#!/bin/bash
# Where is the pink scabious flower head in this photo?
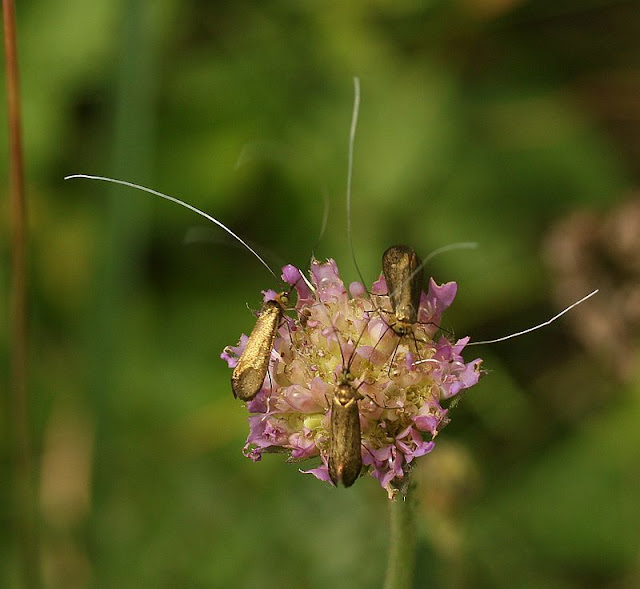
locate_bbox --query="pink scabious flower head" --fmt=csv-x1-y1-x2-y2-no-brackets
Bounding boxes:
222,258,483,498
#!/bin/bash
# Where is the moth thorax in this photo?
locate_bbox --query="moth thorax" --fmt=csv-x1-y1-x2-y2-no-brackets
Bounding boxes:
335,383,362,406
395,303,417,325
275,292,289,308
393,320,413,337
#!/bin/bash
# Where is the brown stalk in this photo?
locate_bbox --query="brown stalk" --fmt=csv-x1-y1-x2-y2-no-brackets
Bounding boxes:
3,0,40,586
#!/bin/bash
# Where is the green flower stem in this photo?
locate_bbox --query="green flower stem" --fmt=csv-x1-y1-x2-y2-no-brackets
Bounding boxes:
384,486,417,589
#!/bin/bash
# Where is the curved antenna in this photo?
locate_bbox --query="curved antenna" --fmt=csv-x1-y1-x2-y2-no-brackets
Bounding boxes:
423,242,478,265
317,188,330,247
346,77,366,286
310,187,331,259
467,289,599,346
65,174,279,282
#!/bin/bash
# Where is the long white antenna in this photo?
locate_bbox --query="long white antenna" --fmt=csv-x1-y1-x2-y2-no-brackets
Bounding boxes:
467,289,599,346
423,242,478,265
65,174,279,281
346,77,365,285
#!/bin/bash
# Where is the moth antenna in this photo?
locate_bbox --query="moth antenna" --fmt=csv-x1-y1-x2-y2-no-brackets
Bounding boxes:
317,188,331,248
467,289,599,346
423,242,478,265
310,188,331,259
298,268,317,294
64,174,279,282
346,76,366,287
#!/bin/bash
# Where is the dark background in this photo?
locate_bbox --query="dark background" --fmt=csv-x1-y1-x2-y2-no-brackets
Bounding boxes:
2,1,640,587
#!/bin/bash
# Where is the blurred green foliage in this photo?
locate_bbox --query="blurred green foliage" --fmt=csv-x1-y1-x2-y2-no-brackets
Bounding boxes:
2,0,640,587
